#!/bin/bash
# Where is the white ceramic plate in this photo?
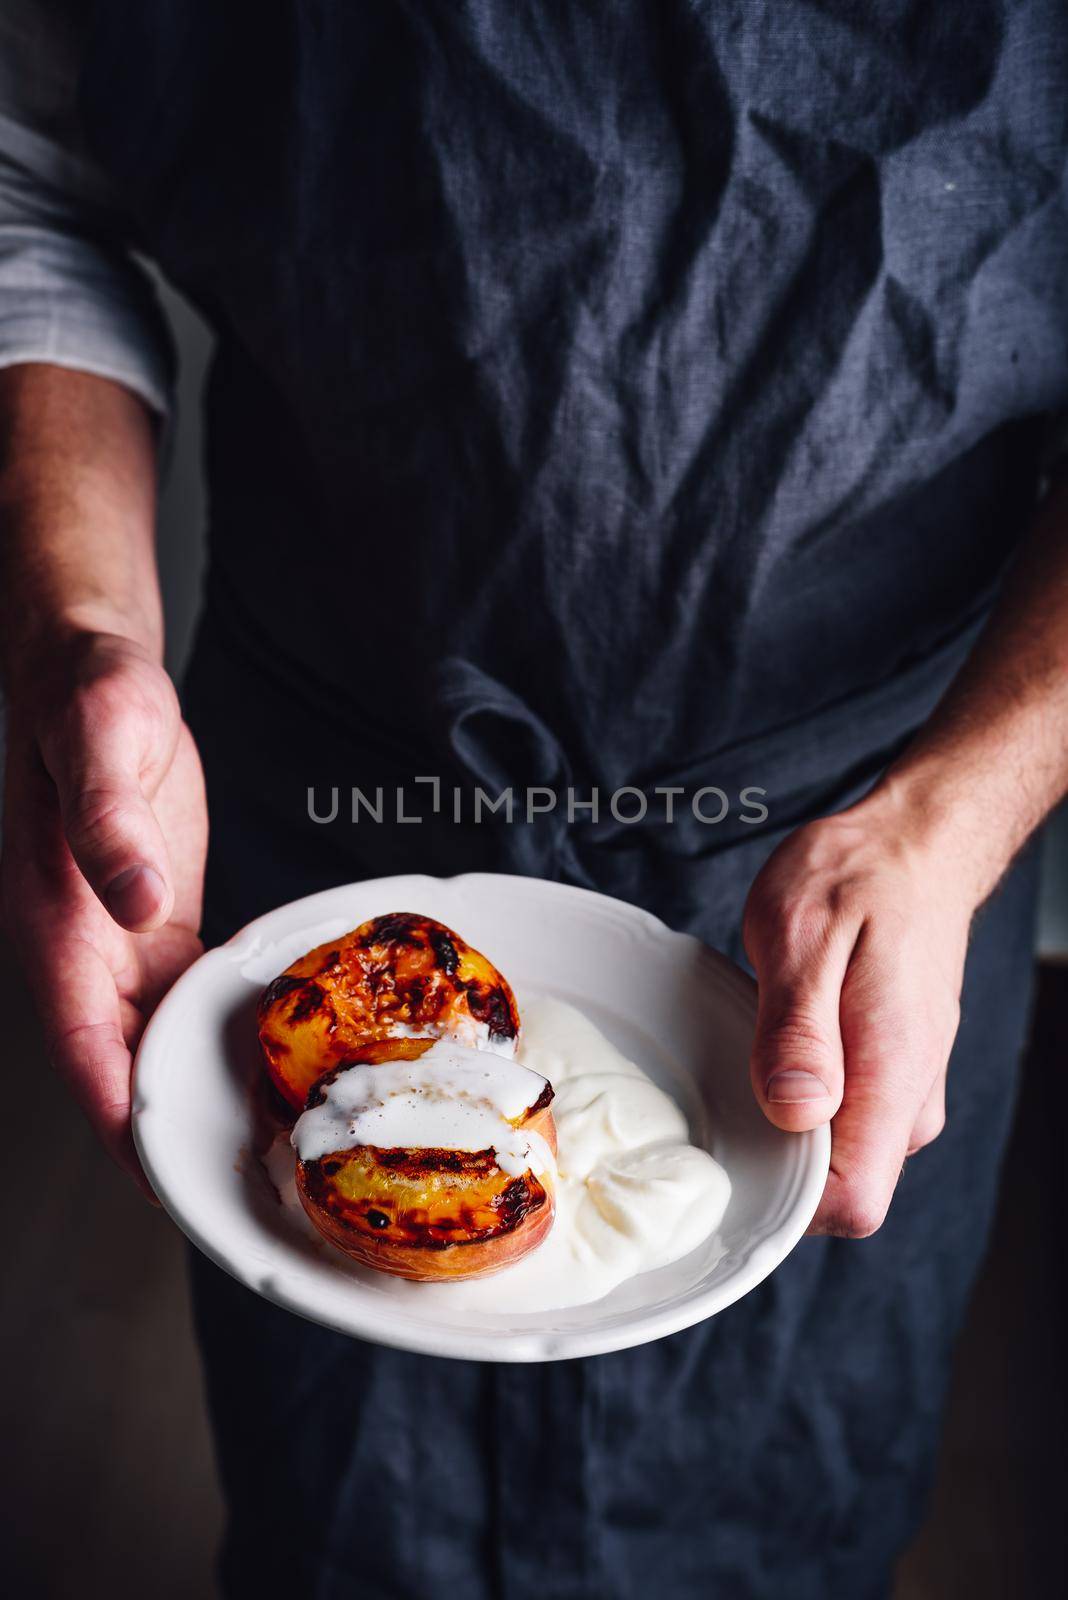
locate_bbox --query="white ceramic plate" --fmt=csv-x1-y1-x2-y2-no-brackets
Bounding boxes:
133,873,829,1362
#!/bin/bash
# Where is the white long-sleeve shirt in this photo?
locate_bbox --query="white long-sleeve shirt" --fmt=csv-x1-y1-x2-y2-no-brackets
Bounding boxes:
0,0,173,414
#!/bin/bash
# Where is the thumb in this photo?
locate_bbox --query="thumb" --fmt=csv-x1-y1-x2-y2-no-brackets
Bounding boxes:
41,703,175,932
747,916,853,1132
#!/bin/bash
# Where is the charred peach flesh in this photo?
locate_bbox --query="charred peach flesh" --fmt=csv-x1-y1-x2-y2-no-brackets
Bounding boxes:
257,911,521,1111
295,1088,557,1281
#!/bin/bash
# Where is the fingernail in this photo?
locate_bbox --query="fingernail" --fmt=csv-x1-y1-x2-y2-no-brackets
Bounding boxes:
766,1069,830,1103
106,865,165,925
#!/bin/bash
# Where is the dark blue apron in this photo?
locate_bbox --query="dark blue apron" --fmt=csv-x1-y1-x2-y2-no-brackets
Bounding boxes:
79,4,1063,1594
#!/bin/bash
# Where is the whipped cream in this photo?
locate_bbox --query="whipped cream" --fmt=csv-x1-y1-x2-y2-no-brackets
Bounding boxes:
384,1016,516,1056
291,1041,553,1177
440,995,731,1308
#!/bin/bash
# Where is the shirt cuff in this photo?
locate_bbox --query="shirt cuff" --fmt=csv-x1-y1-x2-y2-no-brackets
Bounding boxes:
0,220,175,416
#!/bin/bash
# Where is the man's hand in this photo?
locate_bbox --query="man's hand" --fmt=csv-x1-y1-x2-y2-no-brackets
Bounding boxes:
0,365,205,1194
743,792,975,1237
741,460,1068,1238
1,630,207,1192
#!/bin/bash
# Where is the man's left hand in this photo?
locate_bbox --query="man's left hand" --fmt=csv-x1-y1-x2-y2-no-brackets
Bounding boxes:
743,789,980,1237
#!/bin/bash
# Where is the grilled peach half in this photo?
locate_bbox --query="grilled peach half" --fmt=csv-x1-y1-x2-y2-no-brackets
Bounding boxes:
258,911,521,1111
294,1047,557,1281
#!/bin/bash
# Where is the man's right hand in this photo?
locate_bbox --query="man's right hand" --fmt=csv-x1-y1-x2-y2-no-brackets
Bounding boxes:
1,629,208,1192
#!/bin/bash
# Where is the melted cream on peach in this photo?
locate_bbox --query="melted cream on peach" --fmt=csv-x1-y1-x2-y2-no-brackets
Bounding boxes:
291,1042,553,1177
